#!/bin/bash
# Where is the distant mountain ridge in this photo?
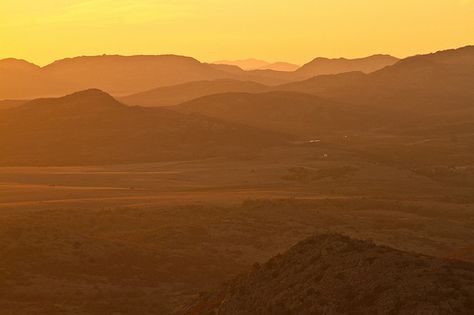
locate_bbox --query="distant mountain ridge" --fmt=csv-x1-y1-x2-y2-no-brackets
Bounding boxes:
165,46,474,139
214,58,272,70
0,58,41,71
214,59,300,71
277,45,474,129
295,54,399,77
0,55,230,99
0,52,399,100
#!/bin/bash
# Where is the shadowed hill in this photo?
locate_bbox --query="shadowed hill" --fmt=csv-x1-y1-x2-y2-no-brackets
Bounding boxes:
121,79,269,107
185,233,474,315
278,71,367,96
0,89,286,166
355,46,474,110
282,46,474,109
172,91,359,136
116,54,401,111
277,46,474,135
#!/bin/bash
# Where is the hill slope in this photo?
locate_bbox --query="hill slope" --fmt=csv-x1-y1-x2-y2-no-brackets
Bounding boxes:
172,91,358,136
0,55,234,99
282,46,474,110
121,79,269,107
278,46,474,135
258,62,300,72
214,59,272,70
185,234,474,315
295,54,398,79
0,89,285,165
214,59,299,72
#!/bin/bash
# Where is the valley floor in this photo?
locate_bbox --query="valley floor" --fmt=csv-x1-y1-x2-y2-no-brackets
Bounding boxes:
1,145,473,314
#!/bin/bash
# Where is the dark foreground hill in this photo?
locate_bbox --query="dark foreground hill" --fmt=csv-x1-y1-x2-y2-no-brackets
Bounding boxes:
0,89,285,166
185,234,474,315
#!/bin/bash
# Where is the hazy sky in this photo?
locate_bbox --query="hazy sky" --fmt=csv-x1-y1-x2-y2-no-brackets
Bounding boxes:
1,0,473,66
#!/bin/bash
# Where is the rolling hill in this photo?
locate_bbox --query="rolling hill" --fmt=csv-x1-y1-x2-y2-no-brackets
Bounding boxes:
172,91,359,137
0,53,401,100
281,46,474,109
0,89,286,166
294,54,399,79
214,58,273,70
185,233,474,315
0,55,296,100
214,59,300,71
121,79,269,107
276,46,474,135
0,55,235,99
259,62,300,72
120,53,399,111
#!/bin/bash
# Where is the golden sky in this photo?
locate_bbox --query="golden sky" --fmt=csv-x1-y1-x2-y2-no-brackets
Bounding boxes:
1,0,473,66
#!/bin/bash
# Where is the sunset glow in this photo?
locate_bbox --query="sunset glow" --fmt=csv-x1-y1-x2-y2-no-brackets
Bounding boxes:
1,0,473,65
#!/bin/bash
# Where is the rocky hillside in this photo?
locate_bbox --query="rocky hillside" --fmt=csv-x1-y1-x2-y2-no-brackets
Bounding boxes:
184,234,474,315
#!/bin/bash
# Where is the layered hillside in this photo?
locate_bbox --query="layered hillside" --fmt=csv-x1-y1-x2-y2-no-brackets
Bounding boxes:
0,55,230,99
294,54,399,78
277,46,474,135
214,59,299,71
121,79,269,107
0,89,286,165
281,46,474,110
185,234,474,315
173,91,359,136
0,53,400,100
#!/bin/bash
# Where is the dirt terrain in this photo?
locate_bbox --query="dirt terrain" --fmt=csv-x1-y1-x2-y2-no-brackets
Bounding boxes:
185,234,474,315
1,144,473,314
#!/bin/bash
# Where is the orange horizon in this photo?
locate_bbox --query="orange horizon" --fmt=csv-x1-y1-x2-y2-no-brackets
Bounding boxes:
1,0,473,66
3,44,474,69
